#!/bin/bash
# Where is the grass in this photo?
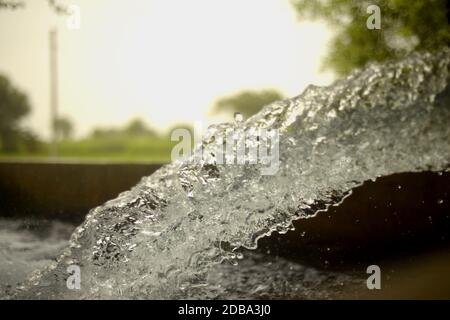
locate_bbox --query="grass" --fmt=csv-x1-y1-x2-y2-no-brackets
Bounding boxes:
0,136,175,163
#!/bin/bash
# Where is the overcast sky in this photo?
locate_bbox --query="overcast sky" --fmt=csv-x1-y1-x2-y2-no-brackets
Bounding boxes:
0,0,333,139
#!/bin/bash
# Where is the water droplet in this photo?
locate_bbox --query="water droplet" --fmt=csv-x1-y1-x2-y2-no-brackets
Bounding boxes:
141,230,161,237
234,112,243,123
229,259,238,266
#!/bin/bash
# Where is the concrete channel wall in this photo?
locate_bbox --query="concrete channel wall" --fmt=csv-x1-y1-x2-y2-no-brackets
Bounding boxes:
0,161,163,223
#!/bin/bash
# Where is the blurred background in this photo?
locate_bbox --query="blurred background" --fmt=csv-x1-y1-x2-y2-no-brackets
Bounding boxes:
3,0,333,163
0,0,446,163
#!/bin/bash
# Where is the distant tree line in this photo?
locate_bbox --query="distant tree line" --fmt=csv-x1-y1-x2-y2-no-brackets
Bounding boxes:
0,0,68,14
91,119,158,139
212,89,284,118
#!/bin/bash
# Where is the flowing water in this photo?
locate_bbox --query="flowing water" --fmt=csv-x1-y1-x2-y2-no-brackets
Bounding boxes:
12,50,450,299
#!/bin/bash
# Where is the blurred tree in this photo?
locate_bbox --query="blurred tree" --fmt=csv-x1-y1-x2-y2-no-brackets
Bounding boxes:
0,0,68,13
17,129,41,152
53,116,73,141
291,0,450,75
0,0,23,9
90,118,157,139
212,89,284,118
91,128,120,139
0,74,32,152
124,118,157,137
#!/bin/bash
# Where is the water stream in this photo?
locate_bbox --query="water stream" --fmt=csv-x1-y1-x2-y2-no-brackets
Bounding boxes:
14,49,450,299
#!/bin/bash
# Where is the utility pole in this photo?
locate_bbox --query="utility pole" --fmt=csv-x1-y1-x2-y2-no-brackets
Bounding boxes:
49,28,59,158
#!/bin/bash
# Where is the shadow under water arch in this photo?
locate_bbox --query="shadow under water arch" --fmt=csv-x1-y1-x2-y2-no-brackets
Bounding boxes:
255,171,450,299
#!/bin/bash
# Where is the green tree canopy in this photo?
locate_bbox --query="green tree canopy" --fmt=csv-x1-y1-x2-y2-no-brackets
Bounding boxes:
0,74,32,152
291,0,450,75
124,118,157,137
212,89,284,118
53,116,74,141
91,118,157,139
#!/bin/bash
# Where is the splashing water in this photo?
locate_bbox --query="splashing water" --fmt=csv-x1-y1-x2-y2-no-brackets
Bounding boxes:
16,50,450,299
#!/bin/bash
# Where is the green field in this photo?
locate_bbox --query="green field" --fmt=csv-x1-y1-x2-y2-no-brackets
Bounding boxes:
0,136,175,163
